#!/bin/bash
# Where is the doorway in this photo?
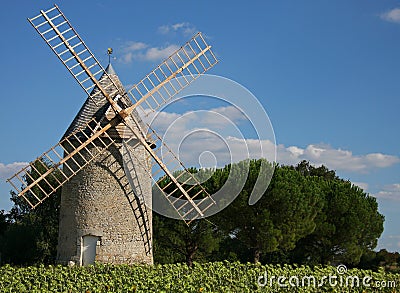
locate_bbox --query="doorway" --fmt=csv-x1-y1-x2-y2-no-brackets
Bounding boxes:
81,235,99,265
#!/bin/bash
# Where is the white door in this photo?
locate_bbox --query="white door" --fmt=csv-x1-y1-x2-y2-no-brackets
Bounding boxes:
82,235,99,265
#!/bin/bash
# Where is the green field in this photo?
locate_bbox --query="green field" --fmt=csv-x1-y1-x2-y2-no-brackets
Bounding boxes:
0,261,399,292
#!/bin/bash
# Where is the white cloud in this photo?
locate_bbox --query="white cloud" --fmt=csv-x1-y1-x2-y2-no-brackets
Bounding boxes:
0,162,28,180
207,106,247,123
122,52,133,64
387,235,400,249
120,22,196,64
379,235,400,250
381,8,400,23
287,146,304,158
353,182,369,191
378,234,400,251
144,110,182,132
141,45,180,61
158,22,197,36
365,153,398,168
120,42,180,64
139,109,400,174
373,184,400,201
124,41,148,51
141,108,275,166
142,106,247,130
277,144,400,173
121,41,149,63
158,25,170,35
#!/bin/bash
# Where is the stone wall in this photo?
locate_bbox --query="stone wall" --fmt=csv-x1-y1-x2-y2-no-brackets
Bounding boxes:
57,140,153,265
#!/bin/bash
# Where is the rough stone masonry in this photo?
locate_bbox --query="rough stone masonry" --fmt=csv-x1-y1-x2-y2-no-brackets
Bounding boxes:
56,64,153,265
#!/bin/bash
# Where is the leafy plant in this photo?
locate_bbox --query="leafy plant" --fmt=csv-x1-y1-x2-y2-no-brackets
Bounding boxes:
0,262,399,292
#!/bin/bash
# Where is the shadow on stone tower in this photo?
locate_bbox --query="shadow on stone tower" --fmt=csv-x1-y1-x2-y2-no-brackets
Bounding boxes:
56,64,153,266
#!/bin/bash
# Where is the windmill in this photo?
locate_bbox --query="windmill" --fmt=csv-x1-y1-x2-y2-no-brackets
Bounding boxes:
7,5,218,266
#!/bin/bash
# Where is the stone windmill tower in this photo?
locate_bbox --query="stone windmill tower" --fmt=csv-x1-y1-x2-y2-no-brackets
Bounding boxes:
57,63,153,265
7,5,218,266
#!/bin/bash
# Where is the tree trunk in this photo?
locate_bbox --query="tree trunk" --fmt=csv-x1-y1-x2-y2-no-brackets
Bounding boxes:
254,249,261,263
186,253,193,267
185,244,198,267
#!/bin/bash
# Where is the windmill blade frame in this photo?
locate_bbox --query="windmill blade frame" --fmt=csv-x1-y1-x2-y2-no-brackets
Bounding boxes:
123,112,217,223
28,4,122,111
7,115,120,208
9,5,218,222
122,126,216,224
123,32,218,117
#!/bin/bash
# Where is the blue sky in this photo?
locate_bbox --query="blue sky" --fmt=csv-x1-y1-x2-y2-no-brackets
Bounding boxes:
0,1,399,251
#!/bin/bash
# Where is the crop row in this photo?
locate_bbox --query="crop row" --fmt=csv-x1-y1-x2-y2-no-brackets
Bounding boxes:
0,261,399,292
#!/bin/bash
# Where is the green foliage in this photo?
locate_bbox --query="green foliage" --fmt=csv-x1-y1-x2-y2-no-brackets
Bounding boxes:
154,159,385,267
360,249,400,273
153,216,221,266
214,160,324,263
2,158,385,269
289,161,384,265
0,262,399,292
0,210,8,235
0,159,61,265
153,167,224,266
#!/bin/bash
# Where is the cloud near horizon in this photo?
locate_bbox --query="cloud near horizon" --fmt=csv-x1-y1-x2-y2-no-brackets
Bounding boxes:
379,234,400,250
373,184,400,201
141,108,400,174
277,143,400,173
0,162,28,181
353,182,369,191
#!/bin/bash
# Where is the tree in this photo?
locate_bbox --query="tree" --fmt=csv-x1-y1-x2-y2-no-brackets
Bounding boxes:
0,210,8,236
153,215,221,266
153,159,384,266
216,160,323,263
153,167,223,267
0,159,61,265
289,161,384,265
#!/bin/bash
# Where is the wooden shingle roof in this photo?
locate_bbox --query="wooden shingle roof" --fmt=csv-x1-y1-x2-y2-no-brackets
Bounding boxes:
62,64,142,140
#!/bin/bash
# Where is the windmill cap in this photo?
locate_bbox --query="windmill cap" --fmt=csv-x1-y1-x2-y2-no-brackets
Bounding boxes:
105,63,117,75
61,63,122,139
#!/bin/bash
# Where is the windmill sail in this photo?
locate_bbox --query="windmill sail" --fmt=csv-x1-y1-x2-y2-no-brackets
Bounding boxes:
122,120,217,223
7,116,119,208
28,5,122,109
125,32,218,116
9,5,218,223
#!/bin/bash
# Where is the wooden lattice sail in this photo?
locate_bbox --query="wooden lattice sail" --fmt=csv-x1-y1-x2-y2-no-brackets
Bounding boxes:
8,4,218,226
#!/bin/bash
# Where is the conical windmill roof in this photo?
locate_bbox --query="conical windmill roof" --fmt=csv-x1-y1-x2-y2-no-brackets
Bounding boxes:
62,64,136,139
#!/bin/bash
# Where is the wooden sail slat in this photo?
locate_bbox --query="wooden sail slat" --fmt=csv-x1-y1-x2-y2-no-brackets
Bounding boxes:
12,4,219,223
